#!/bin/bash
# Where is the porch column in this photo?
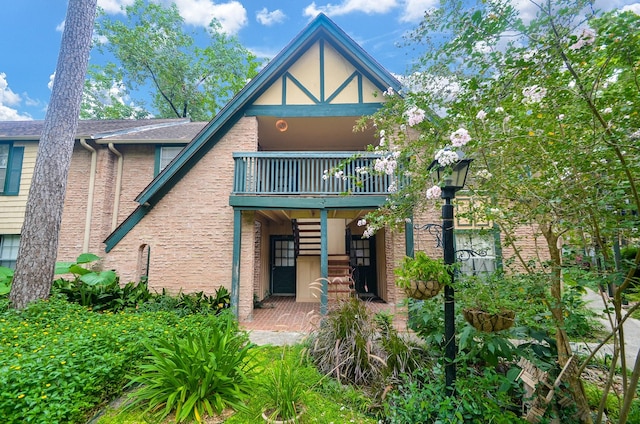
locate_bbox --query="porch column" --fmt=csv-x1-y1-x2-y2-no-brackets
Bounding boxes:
231,208,242,318
320,209,328,315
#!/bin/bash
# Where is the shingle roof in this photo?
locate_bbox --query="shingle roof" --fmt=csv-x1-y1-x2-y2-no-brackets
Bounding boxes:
0,118,201,141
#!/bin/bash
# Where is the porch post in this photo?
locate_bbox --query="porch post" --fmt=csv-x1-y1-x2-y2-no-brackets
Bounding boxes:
320,209,328,315
231,208,242,318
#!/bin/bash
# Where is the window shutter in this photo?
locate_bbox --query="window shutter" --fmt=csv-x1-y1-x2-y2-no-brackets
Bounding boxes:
5,146,24,195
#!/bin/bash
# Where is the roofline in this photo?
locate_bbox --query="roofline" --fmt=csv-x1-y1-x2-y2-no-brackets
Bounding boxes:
105,13,403,252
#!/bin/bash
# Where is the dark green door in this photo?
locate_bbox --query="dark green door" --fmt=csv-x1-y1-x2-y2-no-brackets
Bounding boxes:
270,236,296,295
350,236,377,297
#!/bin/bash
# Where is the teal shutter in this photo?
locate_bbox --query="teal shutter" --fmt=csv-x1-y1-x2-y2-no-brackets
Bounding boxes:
5,146,24,195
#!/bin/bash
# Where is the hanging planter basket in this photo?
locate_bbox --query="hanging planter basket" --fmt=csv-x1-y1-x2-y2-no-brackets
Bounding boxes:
463,308,515,332
404,279,443,300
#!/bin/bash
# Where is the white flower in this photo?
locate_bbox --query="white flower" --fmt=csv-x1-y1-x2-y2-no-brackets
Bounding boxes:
435,149,459,166
449,128,471,147
406,106,426,126
557,114,565,120
495,107,504,113
522,85,547,104
477,169,492,179
426,185,442,199
357,219,367,227
602,107,612,114
476,110,487,120
383,87,395,97
322,170,329,180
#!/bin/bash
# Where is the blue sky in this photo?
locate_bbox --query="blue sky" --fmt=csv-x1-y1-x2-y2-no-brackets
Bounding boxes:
1,0,638,121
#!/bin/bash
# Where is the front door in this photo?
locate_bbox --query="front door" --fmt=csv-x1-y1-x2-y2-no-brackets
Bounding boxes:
270,236,296,295
350,236,377,297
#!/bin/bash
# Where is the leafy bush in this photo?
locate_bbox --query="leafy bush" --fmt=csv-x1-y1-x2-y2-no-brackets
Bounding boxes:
0,295,225,423
384,366,525,424
125,311,259,423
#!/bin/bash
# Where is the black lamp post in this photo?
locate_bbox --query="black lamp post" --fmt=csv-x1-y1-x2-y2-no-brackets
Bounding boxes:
428,157,473,396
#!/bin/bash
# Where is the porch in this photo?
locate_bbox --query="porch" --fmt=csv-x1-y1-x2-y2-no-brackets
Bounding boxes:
240,296,408,333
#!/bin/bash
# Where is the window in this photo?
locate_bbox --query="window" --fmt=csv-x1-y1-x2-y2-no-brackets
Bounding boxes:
0,143,24,195
0,235,20,268
154,145,184,175
455,231,498,275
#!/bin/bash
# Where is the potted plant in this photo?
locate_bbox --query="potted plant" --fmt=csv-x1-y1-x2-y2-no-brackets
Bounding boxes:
458,274,516,332
395,251,451,300
261,352,307,423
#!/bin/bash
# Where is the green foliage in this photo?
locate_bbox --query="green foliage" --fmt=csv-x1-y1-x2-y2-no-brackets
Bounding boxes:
90,0,260,120
384,366,525,423
308,297,387,387
0,295,219,423
457,272,519,315
175,287,231,315
125,312,259,423
308,297,430,418
262,347,309,422
394,251,451,288
0,265,13,296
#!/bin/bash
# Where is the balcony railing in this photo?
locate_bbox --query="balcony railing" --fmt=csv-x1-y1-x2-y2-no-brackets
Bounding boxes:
232,152,396,195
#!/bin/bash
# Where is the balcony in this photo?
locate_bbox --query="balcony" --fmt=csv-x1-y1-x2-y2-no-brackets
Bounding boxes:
232,152,396,196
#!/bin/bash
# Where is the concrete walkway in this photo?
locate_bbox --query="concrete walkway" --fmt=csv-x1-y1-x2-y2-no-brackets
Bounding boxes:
573,288,640,369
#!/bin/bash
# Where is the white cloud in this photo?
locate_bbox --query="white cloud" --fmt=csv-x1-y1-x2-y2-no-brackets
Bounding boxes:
256,8,286,26
56,20,65,32
0,73,32,121
399,0,438,23
98,0,135,14
621,2,640,13
171,0,248,34
303,0,398,18
48,73,56,91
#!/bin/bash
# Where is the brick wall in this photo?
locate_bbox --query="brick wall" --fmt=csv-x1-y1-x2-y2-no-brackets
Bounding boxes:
102,117,259,297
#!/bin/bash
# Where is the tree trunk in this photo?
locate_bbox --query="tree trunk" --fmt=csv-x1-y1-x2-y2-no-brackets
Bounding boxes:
9,0,97,309
540,223,593,424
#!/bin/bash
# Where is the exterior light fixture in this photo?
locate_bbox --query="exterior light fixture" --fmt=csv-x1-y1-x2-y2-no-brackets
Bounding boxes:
427,156,473,396
275,119,288,132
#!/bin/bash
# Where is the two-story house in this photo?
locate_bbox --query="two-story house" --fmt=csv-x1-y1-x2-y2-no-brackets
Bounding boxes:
1,14,529,323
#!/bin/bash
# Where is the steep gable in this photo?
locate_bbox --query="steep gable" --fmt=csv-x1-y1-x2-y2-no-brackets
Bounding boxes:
104,13,401,252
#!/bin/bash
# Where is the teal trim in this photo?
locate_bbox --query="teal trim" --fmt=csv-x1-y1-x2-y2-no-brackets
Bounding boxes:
405,220,414,258
153,146,161,176
244,103,383,117
320,209,328,315
104,206,150,252
229,195,388,209
231,209,242,318
107,13,402,251
326,71,359,104
285,72,320,104
319,39,325,102
5,145,23,195
358,73,363,103
281,75,287,105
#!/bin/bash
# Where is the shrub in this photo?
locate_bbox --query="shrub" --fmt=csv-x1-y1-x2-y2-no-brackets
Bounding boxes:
384,366,525,424
0,295,225,423
307,297,387,386
125,311,259,423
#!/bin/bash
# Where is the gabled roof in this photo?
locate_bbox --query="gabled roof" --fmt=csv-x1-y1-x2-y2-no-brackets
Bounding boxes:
104,13,402,252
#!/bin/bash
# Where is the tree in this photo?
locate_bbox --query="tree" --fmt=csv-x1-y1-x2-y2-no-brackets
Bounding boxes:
86,0,259,121
9,0,98,309
346,1,639,421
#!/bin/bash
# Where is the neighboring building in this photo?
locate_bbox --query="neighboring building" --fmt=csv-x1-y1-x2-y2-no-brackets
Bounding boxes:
0,14,528,322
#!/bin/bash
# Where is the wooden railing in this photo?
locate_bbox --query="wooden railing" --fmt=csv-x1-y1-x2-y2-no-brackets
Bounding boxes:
232,152,396,195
